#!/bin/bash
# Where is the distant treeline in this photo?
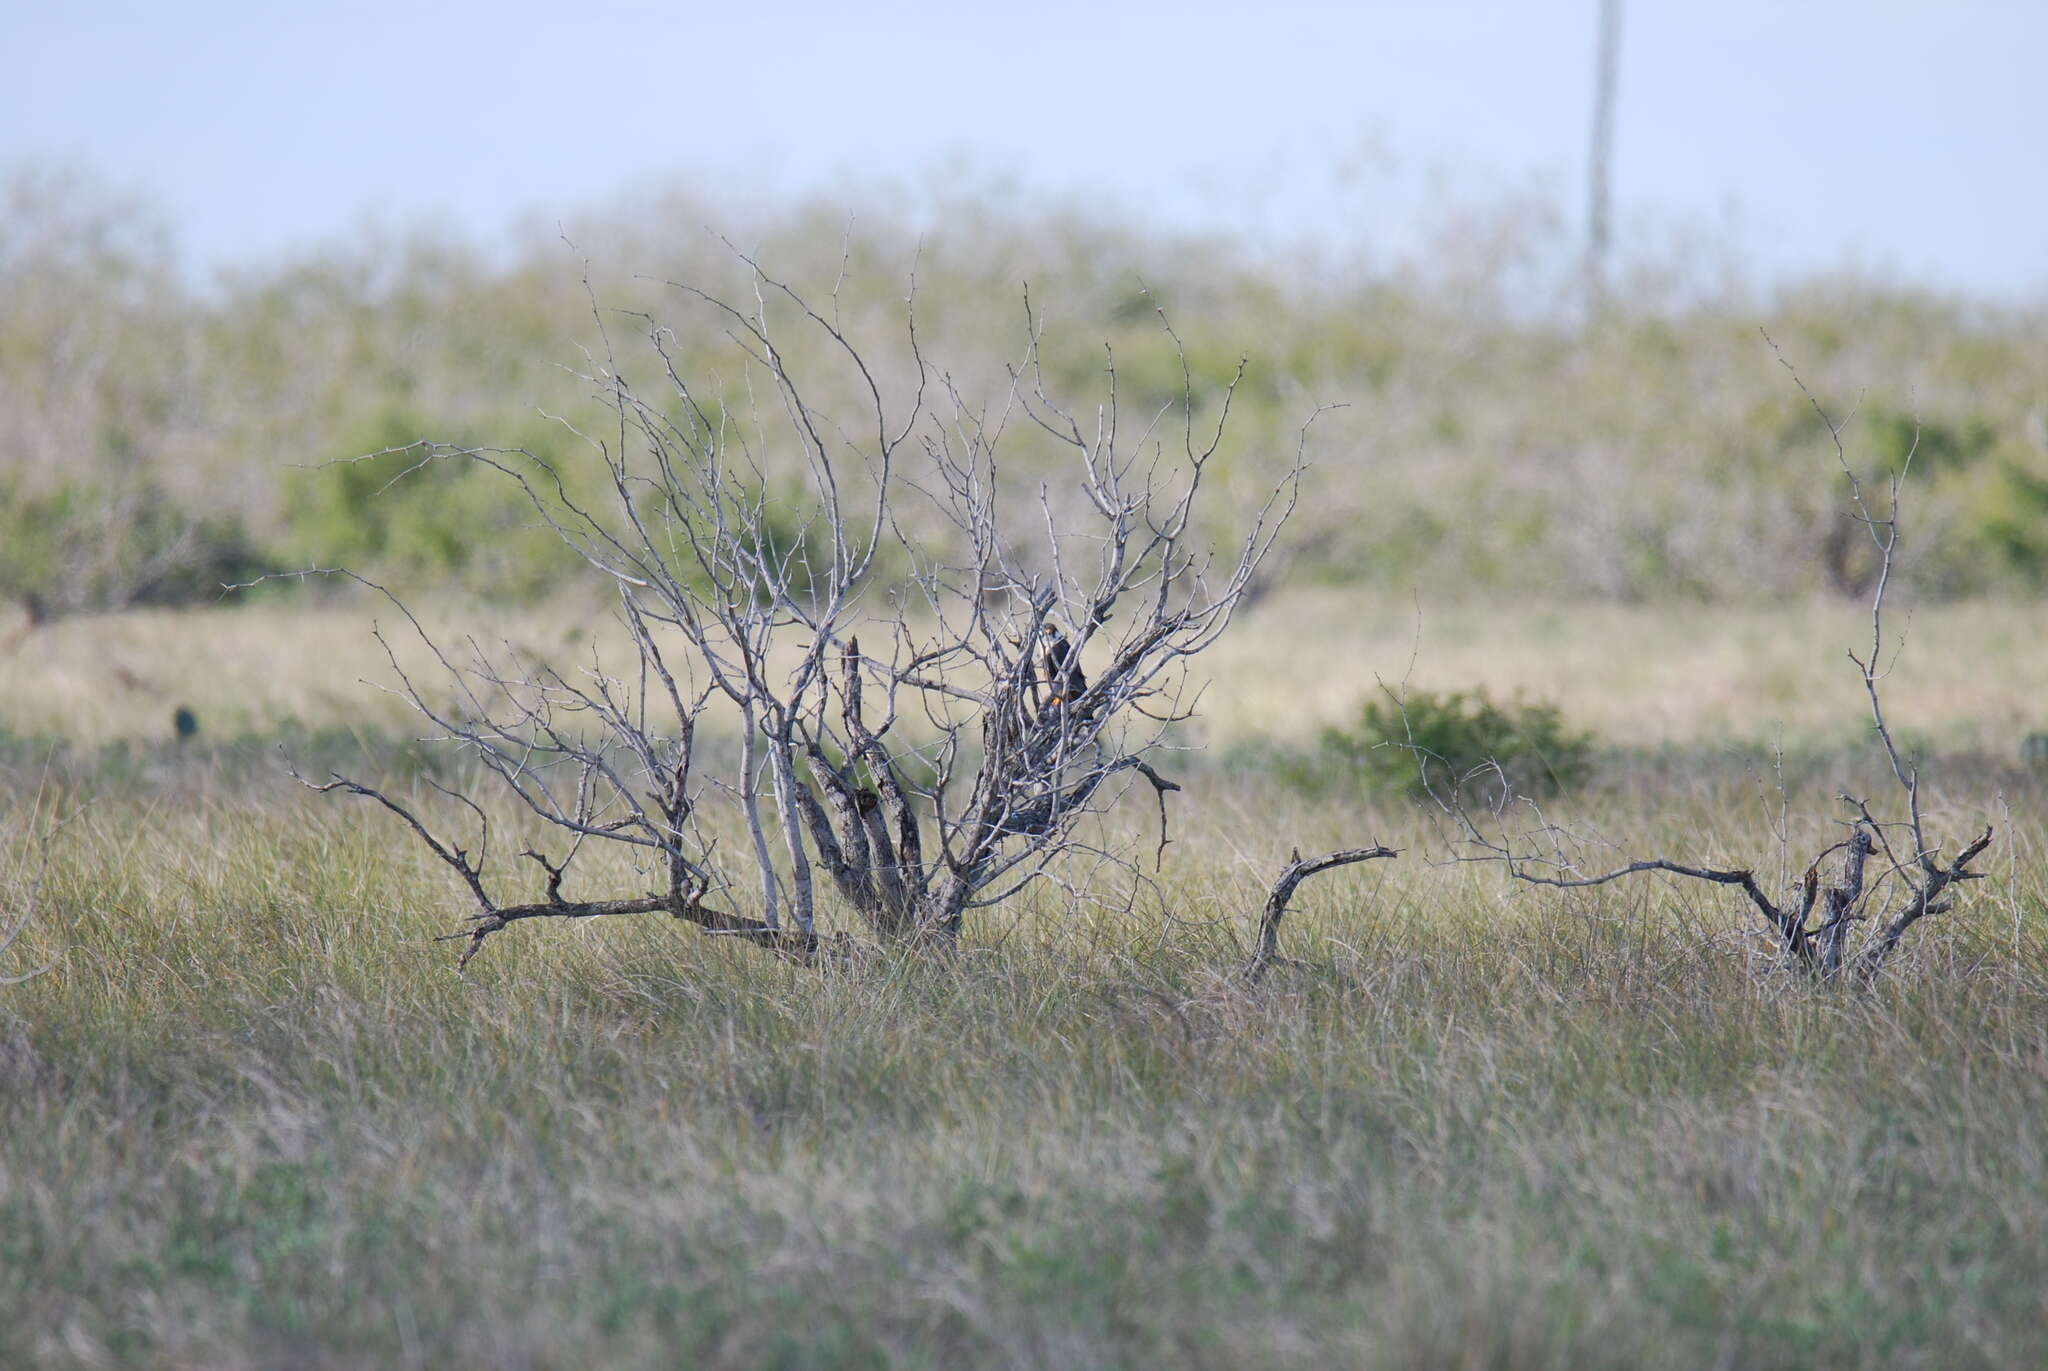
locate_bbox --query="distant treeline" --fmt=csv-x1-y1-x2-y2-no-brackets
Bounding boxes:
5,162,2047,617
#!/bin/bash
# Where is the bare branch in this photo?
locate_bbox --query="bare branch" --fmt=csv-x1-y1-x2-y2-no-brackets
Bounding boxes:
1411,337,1993,984
1244,845,1399,981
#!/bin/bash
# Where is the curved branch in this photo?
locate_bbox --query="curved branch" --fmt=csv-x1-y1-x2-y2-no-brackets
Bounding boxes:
1244,845,1399,980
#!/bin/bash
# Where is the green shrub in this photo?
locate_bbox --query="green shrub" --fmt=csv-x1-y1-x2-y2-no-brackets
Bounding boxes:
282,410,579,601
1865,407,1995,475
1318,687,1595,800
285,412,909,607
1975,458,2048,582
0,474,267,621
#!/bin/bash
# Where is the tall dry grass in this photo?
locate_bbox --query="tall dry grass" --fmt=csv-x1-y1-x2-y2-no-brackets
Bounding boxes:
2,598,2045,1368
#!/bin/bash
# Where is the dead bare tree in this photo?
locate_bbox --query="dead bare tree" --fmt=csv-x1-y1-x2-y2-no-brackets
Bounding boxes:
298,250,1380,965
1408,337,1991,983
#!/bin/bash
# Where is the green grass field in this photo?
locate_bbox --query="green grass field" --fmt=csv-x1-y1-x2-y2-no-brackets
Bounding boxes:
4,595,2044,1368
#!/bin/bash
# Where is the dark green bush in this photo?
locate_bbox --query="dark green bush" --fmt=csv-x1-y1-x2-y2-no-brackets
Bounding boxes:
1317,687,1596,800
282,410,579,600
1975,458,2048,582
0,475,266,621
1865,407,1995,475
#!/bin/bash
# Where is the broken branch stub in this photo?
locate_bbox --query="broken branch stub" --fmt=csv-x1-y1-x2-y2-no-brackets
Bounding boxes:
1243,845,1399,981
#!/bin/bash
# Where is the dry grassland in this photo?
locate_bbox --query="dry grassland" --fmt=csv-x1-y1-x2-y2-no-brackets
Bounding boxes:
2,595,2045,1369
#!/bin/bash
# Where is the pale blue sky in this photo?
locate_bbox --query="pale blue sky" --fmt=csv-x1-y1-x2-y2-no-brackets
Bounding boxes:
5,1,2043,298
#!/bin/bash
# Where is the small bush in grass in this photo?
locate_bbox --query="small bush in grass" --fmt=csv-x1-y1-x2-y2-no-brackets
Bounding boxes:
1322,688,1595,800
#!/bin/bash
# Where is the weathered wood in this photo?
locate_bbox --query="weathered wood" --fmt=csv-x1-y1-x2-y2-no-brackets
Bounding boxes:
1244,846,1399,980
